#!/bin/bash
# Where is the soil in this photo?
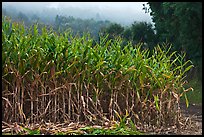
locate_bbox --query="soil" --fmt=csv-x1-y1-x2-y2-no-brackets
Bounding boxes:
146,102,202,135
178,102,202,135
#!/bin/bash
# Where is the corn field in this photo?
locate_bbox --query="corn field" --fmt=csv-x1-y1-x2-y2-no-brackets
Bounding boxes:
2,17,194,131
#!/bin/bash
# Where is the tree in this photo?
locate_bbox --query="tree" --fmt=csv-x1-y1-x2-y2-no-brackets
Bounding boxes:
103,23,124,39
54,15,111,41
147,2,202,61
130,22,156,49
123,27,132,41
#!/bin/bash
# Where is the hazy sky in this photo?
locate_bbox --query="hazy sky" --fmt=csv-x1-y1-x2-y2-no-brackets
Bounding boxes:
3,2,152,26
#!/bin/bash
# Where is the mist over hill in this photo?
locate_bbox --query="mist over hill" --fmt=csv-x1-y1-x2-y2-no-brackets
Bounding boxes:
2,2,153,26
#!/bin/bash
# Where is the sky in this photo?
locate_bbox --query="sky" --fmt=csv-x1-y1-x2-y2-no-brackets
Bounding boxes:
2,2,153,26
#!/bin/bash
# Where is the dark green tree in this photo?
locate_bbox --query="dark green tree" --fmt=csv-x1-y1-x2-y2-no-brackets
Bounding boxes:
131,21,156,49
54,15,111,41
123,27,132,41
147,2,202,61
103,23,124,39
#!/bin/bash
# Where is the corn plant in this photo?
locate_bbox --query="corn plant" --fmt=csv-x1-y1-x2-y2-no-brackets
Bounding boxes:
2,16,194,132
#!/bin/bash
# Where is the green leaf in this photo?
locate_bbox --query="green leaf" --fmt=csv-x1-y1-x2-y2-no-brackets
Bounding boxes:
184,93,189,108
22,127,40,135
154,95,160,111
129,118,136,131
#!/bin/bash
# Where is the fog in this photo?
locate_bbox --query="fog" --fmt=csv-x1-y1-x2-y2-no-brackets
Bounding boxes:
2,2,152,26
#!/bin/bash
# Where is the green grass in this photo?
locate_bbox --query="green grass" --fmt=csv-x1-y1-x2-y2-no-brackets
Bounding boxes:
181,77,202,105
181,61,202,106
81,126,144,135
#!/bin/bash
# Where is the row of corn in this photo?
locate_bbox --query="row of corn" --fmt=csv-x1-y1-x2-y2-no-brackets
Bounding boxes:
2,16,194,131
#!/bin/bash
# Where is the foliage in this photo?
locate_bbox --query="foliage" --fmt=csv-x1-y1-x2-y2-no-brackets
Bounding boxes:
130,21,157,49
147,2,202,62
81,124,143,135
102,21,157,50
2,16,193,132
181,77,202,105
21,127,41,135
54,15,111,41
144,3,202,105
102,23,124,39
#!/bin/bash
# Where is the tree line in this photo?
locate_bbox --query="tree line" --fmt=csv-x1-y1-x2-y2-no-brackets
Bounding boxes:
146,2,202,64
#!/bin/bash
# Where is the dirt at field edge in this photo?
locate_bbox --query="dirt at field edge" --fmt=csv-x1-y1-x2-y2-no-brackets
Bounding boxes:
179,102,202,135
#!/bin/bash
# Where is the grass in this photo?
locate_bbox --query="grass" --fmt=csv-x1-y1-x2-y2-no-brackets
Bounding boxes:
181,60,202,105
181,77,202,105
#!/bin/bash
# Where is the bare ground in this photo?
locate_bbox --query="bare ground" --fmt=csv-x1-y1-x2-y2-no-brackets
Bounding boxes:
178,102,202,135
